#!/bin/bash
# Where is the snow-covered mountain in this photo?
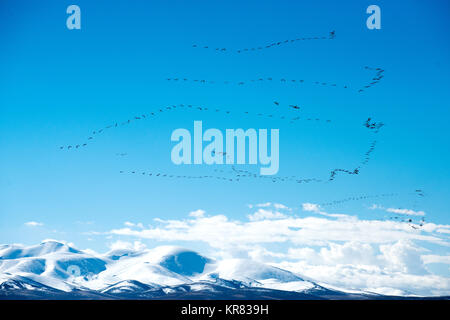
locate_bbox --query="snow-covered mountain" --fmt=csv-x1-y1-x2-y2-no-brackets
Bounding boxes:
0,240,407,299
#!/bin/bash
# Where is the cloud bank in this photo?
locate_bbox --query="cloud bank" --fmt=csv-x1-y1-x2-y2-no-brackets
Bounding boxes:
90,203,450,296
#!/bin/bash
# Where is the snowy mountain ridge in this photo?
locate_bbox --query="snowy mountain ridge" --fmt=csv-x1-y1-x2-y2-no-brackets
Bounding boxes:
0,240,419,299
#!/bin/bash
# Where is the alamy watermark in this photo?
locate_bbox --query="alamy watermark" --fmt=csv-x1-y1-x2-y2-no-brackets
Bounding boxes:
65,5,380,31
366,5,381,30
67,265,81,277
171,121,279,175
66,5,81,30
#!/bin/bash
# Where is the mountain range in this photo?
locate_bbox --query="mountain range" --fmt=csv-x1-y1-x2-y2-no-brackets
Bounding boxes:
0,240,445,300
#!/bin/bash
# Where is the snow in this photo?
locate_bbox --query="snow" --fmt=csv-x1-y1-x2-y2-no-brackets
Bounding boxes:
257,279,315,292
0,240,80,260
0,241,375,297
208,258,305,283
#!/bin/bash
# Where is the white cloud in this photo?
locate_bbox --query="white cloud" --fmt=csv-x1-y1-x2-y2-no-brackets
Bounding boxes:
189,209,206,218
272,240,449,296
386,208,426,216
422,255,450,265
108,210,448,250
255,202,272,208
369,204,426,217
274,259,450,296
287,241,418,269
124,221,144,228
320,242,378,266
379,240,427,274
108,240,147,251
100,206,450,296
24,221,44,227
302,203,320,213
302,203,351,218
248,202,292,211
274,203,290,210
247,246,287,261
247,209,286,221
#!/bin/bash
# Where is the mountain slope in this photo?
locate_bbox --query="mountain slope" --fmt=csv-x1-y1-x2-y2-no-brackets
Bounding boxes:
0,241,424,300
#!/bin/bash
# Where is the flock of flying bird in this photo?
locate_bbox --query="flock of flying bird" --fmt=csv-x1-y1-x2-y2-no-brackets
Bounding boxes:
118,167,426,229
119,170,241,182
60,104,384,186
227,166,321,184
321,190,423,207
119,167,321,184
57,29,426,230
321,192,399,207
320,189,427,229
118,115,382,186
358,66,385,93
59,102,332,151
192,31,336,54
328,117,383,181
59,32,386,187
114,114,382,186
166,76,351,90
166,65,384,94
119,167,322,184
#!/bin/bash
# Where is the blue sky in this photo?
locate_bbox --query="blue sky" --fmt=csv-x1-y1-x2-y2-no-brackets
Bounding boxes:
1,0,450,286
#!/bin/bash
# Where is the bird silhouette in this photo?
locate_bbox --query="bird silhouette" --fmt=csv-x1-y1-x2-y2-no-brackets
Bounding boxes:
191,31,336,54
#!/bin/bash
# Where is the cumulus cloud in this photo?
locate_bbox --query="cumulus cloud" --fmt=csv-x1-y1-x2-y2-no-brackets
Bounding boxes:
247,209,286,221
369,204,426,216
248,202,292,211
285,240,431,275
386,208,426,216
379,240,427,274
99,206,450,296
189,209,206,218
272,203,291,210
422,255,450,265
248,202,271,208
274,259,450,296
302,202,351,218
124,221,144,228
24,221,44,227
272,241,448,296
108,209,449,249
288,241,378,266
302,203,320,213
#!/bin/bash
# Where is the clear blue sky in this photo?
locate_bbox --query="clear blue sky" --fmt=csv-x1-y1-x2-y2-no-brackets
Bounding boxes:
0,0,449,254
